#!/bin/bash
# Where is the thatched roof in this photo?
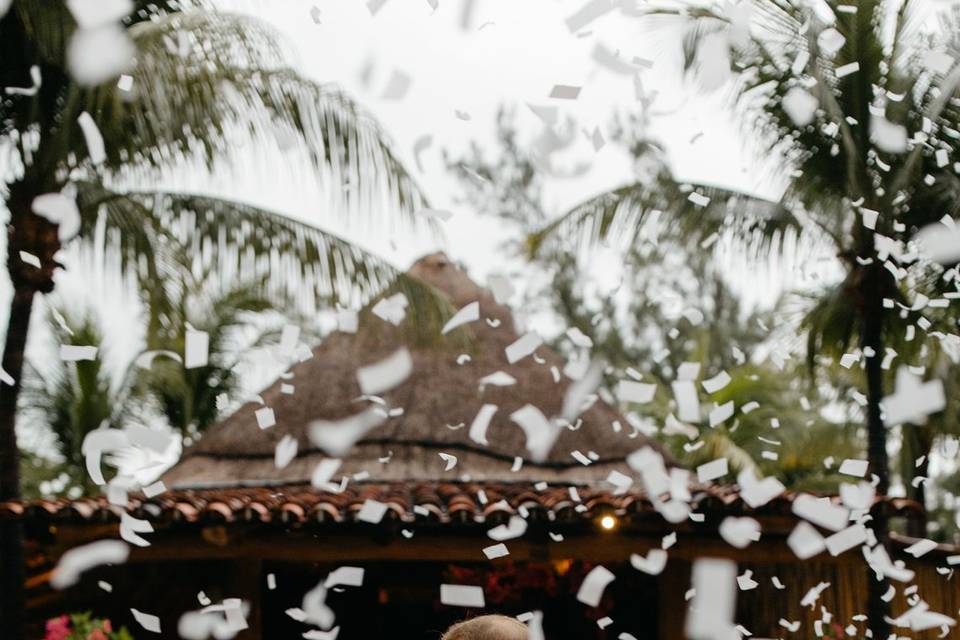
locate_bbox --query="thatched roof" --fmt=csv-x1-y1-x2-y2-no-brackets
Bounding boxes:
163,253,671,489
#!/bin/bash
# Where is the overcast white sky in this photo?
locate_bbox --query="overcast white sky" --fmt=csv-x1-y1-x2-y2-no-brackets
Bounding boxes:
13,0,839,437
221,0,778,275
30,1,776,365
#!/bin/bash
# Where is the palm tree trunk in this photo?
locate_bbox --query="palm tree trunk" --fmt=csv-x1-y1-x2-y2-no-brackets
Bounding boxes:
862,270,890,640
905,425,932,538
1,180,60,640
0,287,36,640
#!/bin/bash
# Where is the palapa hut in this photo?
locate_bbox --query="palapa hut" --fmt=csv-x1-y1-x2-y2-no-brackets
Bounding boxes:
4,253,957,639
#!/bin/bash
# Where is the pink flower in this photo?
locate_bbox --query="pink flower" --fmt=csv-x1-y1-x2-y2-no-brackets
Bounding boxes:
102,619,112,633
86,629,107,640
44,615,71,640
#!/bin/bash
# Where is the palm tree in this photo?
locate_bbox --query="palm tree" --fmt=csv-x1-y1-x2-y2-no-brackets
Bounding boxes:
532,2,960,634
20,271,292,495
136,263,297,441
19,307,140,495
0,3,446,635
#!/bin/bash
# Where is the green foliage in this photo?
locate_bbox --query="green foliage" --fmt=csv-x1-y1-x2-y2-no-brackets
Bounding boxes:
44,611,132,640
18,308,138,492
449,108,861,491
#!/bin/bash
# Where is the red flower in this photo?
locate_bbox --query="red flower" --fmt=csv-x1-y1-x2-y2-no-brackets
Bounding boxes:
44,615,71,640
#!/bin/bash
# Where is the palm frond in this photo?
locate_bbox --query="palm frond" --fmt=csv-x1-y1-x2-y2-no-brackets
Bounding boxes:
74,184,460,342
54,11,427,220
529,176,802,263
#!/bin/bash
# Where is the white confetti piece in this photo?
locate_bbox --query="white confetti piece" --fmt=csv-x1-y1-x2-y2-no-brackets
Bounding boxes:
77,111,106,164
871,115,908,153
442,301,479,334
577,565,615,607
478,371,516,388
838,458,868,477
905,538,938,558
616,380,656,404
275,435,298,469
630,549,667,575
561,359,603,422
371,293,407,325
792,494,848,531
782,87,818,126
357,348,413,395
916,221,960,264
549,84,581,100
788,521,826,559
686,559,738,640
565,0,616,32
510,404,559,462
606,470,633,494
818,28,845,55
505,332,542,364
487,274,515,304
142,481,166,498
324,566,364,588
709,401,734,427
51,540,129,589
60,345,98,361
737,468,785,508
483,543,509,559
884,368,945,425
32,192,81,241
19,252,40,268
825,523,867,556
68,24,135,86
255,407,276,430
380,68,411,100
366,0,391,14
700,371,731,393
469,404,497,445
719,517,761,549
488,516,527,541
131,608,161,634
184,328,209,369
839,481,875,510
440,584,485,608
311,459,342,489
356,499,389,524
671,381,700,423
737,569,758,590
835,62,860,78
337,310,358,334
688,192,711,207
697,458,728,483
439,452,458,471
924,50,955,74
120,512,153,547
310,410,386,457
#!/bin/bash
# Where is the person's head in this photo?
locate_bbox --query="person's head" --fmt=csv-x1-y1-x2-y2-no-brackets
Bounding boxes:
441,614,529,640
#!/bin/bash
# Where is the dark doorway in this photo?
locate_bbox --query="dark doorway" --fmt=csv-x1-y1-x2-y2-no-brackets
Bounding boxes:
262,559,659,639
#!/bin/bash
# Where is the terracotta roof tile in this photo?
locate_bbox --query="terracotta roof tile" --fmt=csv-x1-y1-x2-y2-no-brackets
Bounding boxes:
0,482,921,529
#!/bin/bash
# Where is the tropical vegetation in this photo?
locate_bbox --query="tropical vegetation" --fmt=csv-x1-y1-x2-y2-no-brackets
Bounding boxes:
0,2,445,636
526,1,960,634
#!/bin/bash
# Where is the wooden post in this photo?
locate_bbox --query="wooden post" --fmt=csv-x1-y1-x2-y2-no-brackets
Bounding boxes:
233,558,262,639
658,559,691,640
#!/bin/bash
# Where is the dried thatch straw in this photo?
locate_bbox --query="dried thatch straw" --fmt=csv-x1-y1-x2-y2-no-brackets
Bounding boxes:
163,253,671,489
